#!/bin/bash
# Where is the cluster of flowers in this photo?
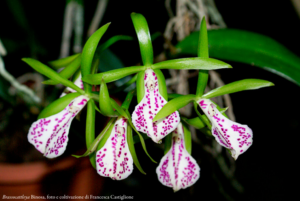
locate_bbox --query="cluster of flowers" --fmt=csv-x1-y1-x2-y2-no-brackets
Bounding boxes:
28,67,252,191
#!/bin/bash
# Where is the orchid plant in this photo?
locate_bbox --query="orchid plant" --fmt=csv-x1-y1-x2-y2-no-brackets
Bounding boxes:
24,13,273,192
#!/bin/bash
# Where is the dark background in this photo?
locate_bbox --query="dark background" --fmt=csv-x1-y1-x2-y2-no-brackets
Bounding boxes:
1,0,300,200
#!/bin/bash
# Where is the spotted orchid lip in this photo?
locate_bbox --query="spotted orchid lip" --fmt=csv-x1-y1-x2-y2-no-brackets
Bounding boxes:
96,117,133,180
28,95,89,158
132,69,180,143
198,98,253,160
156,123,200,191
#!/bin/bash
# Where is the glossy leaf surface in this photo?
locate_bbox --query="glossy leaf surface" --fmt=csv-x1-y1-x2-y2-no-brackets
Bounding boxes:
49,53,80,70
176,29,300,85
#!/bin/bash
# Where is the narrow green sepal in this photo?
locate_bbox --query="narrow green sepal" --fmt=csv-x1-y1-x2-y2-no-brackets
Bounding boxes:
153,94,196,122
154,69,168,101
127,125,146,174
100,79,118,117
97,118,117,150
202,79,274,99
38,92,81,119
182,122,192,154
22,58,85,95
152,58,232,70
86,100,96,168
82,66,146,85
73,118,115,158
131,12,153,66
49,53,80,70
164,133,172,155
43,54,82,85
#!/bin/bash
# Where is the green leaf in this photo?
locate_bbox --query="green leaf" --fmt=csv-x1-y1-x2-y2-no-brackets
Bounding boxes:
73,117,115,158
49,53,80,70
86,100,96,168
43,54,82,85
22,58,85,94
99,79,118,117
152,58,232,70
202,79,274,99
131,13,153,66
38,92,81,119
127,125,146,174
153,95,196,122
176,29,300,86
182,122,192,154
82,66,146,84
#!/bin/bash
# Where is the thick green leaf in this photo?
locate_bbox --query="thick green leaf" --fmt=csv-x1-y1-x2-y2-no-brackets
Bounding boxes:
38,92,81,119
82,66,146,84
202,79,274,99
153,95,196,122
22,58,85,94
131,13,153,66
86,100,96,168
182,122,192,154
176,29,300,86
152,58,232,70
100,79,118,117
43,54,82,85
73,118,115,158
49,53,80,70
127,125,146,174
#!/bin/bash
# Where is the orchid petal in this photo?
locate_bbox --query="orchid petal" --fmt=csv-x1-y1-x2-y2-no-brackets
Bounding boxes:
156,123,200,192
198,99,253,159
28,95,89,158
132,69,180,143
96,117,134,180
60,74,84,97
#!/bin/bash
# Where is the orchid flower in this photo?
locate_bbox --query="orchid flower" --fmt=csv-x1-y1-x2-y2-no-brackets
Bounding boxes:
28,95,89,158
96,117,134,180
198,98,253,160
156,123,200,192
132,69,180,143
